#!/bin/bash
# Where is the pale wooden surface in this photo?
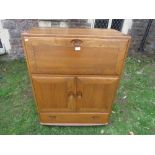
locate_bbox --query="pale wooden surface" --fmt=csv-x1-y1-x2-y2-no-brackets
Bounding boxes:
22,28,130,39
22,28,131,125
23,37,128,75
39,112,109,124
76,76,119,113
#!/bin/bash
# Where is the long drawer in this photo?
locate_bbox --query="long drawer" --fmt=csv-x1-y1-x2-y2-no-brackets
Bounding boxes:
23,37,129,75
39,112,109,125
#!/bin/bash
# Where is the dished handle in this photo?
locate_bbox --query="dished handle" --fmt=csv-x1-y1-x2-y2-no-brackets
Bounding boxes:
77,91,82,100
71,39,82,51
68,92,74,101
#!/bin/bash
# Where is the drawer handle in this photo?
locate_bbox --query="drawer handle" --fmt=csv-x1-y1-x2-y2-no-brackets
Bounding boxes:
48,116,56,119
92,116,100,120
71,39,82,51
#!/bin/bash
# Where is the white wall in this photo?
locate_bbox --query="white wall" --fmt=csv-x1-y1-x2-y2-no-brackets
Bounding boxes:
0,20,11,54
39,20,68,28
121,19,133,34
87,19,95,28
39,20,51,27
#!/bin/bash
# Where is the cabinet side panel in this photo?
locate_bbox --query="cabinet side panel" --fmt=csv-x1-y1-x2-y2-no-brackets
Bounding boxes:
22,36,41,122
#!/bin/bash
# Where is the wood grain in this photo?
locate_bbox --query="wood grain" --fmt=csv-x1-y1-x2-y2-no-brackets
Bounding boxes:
32,75,76,112
22,28,131,39
22,28,131,125
39,112,109,125
76,76,119,113
24,37,128,75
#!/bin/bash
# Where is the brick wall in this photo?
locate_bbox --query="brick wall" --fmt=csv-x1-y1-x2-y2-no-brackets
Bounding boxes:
50,19,91,28
144,20,155,54
2,19,38,58
1,19,91,59
1,19,155,59
129,19,155,54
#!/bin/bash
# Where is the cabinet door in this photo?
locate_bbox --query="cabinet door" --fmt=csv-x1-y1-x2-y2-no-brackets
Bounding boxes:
32,75,76,112
24,37,128,75
76,76,119,112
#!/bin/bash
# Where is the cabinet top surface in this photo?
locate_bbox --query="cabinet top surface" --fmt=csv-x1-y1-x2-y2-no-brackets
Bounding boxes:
22,28,130,39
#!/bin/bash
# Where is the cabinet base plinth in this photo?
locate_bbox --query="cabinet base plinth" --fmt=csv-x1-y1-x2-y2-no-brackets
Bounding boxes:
39,112,109,126
40,123,108,126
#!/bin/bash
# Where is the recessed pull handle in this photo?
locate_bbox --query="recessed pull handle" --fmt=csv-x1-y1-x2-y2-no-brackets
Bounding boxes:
77,91,82,99
71,39,82,51
68,93,74,101
48,115,56,119
68,91,76,103
67,91,76,110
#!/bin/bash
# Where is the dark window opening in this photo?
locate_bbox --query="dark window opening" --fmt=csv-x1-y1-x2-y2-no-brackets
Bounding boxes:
0,39,3,48
94,19,124,31
111,19,124,31
94,19,109,28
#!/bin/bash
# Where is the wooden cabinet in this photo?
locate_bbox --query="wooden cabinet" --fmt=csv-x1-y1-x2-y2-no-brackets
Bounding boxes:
22,28,130,125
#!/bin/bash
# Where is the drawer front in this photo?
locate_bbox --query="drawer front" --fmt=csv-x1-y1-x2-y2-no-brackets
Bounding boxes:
24,37,129,75
39,112,109,125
